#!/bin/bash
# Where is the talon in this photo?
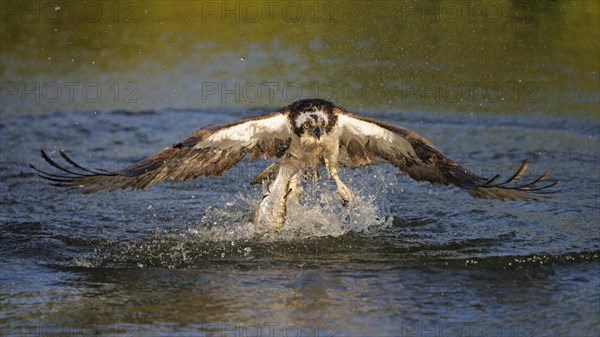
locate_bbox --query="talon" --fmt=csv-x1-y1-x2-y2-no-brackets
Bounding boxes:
336,186,355,205
261,181,271,200
287,174,303,201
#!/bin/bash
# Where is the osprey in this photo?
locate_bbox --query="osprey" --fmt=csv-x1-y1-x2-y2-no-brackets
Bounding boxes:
32,98,557,229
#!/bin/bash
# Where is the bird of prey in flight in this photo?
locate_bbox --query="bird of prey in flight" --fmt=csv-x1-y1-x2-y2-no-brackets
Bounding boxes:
32,98,557,229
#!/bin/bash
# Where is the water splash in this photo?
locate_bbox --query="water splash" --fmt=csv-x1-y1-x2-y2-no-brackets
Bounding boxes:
99,176,393,268
189,180,391,242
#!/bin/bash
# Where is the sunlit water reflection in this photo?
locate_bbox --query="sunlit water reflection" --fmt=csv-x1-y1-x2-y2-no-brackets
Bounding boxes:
1,107,598,336
1,1,599,336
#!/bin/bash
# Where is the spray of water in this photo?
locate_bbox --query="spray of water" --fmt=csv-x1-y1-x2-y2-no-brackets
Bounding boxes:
95,168,395,268
189,177,391,242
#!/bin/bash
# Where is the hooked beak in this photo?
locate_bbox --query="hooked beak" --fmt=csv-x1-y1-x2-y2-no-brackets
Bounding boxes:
313,126,321,139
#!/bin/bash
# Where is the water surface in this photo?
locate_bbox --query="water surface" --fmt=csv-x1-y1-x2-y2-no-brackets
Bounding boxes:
1,1,599,336
1,108,598,336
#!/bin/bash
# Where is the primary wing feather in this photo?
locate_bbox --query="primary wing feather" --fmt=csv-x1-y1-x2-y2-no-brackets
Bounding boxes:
33,111,291,192
335,108,557,201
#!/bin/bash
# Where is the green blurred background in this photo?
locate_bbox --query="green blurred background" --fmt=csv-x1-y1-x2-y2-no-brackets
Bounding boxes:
1,0,598,117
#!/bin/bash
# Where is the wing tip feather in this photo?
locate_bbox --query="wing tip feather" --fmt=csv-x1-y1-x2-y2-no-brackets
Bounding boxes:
32,149,119,191
464,160,558,201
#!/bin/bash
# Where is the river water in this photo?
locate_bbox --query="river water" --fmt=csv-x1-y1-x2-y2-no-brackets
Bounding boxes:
1,108,598,336
1,1,599,337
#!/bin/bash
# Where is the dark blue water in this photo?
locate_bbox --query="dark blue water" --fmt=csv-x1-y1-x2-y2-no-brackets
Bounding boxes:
1,108,598,336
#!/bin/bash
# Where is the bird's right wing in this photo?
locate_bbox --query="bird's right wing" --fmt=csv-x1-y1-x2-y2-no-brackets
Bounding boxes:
334,108,558,201
32,111,292,192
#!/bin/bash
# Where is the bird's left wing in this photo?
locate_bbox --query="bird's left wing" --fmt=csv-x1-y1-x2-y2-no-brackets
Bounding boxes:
334,108,557,201
32,111,292,192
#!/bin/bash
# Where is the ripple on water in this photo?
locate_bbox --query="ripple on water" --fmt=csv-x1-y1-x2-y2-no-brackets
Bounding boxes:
98,186,393,269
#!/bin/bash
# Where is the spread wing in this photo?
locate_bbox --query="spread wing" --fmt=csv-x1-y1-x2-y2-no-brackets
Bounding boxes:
335,108,558,201
31,111,292,192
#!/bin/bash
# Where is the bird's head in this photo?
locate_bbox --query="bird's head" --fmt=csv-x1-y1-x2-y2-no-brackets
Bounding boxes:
289,98,336,143
295,112,328,141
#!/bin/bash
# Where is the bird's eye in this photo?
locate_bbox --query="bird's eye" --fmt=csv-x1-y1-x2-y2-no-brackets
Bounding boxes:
303,122,310,129
322,120,327,128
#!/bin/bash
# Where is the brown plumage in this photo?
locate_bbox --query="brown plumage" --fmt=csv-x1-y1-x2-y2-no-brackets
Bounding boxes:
31,99,558,202
334,108,557,201
32,111,291,193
